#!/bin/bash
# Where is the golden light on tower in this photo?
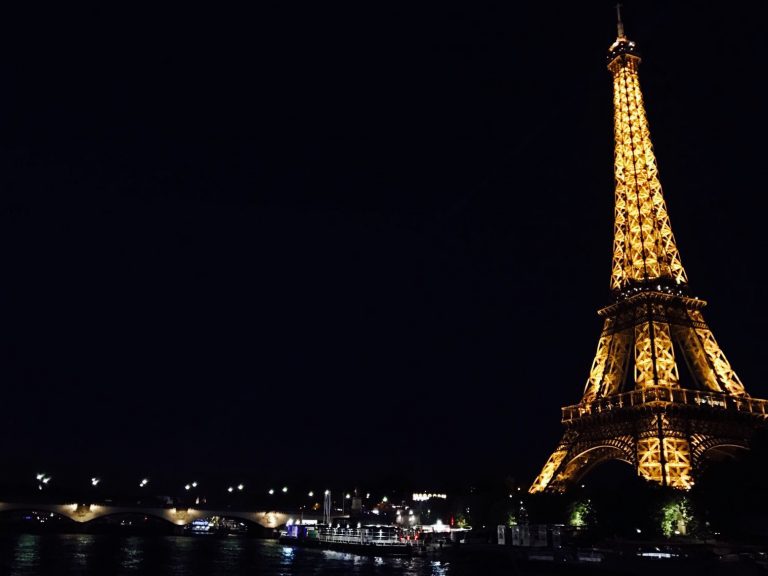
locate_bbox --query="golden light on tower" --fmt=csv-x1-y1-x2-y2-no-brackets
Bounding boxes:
529,7,766,494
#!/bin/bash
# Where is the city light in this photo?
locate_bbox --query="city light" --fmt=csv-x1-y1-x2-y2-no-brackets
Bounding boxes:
91,477,100,487
282,486,288,493
192,482,198,488
412,493,447,501
237,484,244,491
269,489,275,495
308,491,314,497
185,484,191,491
324,490,330,495
227,486,234,493
139,478,149,487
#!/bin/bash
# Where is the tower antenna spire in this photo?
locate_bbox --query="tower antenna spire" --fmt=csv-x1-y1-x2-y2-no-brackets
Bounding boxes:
616,3,625,38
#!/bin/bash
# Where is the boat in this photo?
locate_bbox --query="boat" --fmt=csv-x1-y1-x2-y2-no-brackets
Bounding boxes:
279,522,413,556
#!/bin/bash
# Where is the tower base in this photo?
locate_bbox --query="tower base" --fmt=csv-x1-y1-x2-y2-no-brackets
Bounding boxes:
530,398,765,493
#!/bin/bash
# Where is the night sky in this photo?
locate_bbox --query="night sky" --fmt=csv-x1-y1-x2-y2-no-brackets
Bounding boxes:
2,2,767,492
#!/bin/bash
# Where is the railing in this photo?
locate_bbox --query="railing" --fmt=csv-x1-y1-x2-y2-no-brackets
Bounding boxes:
315,527,407,546
561,387,768,422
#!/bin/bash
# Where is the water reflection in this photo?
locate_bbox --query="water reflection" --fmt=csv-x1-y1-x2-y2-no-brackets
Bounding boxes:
119,536,144,571
431,560,449,576
1,535,483,575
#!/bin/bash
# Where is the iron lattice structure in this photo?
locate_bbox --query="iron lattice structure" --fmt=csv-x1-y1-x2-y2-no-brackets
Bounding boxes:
529,14,767,494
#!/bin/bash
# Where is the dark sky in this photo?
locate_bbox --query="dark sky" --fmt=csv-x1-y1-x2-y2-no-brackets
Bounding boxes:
2,2,767,492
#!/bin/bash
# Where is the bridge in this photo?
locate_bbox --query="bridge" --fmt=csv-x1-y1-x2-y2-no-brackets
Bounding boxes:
0,501,324,529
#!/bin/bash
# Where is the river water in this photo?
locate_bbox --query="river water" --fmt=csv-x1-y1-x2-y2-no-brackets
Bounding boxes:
0,534,522,576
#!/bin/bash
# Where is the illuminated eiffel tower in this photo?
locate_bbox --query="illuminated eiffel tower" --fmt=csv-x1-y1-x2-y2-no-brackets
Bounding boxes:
529,8,767,493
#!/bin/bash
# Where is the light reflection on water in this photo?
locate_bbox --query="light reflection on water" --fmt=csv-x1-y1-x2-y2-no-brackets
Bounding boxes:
0,534,515,576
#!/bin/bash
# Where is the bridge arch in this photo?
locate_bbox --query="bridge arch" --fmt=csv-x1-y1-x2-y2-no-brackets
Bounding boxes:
0,502,308,529
0,507,77,529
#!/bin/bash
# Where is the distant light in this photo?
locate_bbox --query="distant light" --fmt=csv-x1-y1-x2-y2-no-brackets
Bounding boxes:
140,478,149,487
308,491,314,497
269,489,275,495
185,484,191,491
42,477,51,484
282,486,288,493
192,482,198,488
324,490,330,496
91,478,100,486
228,487,234,493
366,493,370,499
636,528,642,534
36,473,45,481
346,493,351,499
382,496,388,502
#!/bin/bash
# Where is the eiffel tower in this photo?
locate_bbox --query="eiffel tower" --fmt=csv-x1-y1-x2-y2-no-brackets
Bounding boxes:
529,8,767,494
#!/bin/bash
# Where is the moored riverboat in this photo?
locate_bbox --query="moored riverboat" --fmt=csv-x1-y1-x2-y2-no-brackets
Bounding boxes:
279,522,413,556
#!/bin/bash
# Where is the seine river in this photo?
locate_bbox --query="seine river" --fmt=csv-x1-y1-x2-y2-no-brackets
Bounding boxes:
0,534,522,576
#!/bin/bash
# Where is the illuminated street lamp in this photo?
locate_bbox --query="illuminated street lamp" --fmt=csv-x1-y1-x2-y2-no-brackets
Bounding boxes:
227,486,234,493
237,484,244,491
308,491,314,497
268,489,275,495
282,486,288,493
139,478,149,488
36,473,52,490
91,477,100,487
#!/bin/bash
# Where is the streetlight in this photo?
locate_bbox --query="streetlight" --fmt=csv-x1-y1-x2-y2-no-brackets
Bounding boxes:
308,491,314,497
91,477,100,487
36,473,52,490
228,486,234,493
268,489,275,495
139,478,149,488
282,486,288,493
237,484,244,491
